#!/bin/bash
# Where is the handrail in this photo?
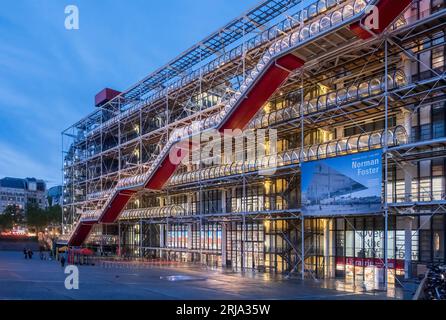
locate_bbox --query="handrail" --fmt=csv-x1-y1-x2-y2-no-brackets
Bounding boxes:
121,205,186,220
170,126,408,186
250,70,407,129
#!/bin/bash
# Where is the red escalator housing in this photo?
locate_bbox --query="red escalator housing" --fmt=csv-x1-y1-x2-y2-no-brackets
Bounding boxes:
144,54,303,191
145,141,193,191
68,221,96,247
219,54,304,132
68,189,137,245
100,190,137,224
350,0,412,39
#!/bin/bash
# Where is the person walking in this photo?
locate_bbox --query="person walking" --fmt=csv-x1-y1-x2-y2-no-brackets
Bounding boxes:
27,249,33,260
23,248,28,260
60,253,66,268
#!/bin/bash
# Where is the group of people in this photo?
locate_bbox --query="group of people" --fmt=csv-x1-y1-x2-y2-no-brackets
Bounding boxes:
22,247,52,261
23,248,34,259
39,247,51,260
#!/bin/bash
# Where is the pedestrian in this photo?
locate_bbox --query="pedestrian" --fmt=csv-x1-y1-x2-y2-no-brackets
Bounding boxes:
27,249,33,260
23,248,28,260
61,253,66,268
39,247,44,260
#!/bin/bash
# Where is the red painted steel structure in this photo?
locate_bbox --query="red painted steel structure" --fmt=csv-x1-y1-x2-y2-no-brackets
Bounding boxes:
146,141,194,191
68,0,411,247
100,190,138,224
68,220,97,247
219,55,304,132
350,0,412,39
68,54,302,246
95,88,122,107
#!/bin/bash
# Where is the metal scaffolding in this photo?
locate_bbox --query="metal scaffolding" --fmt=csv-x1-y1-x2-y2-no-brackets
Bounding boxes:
60,0,446,289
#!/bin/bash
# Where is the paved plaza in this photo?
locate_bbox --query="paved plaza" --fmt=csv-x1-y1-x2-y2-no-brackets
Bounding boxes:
0,251,415,300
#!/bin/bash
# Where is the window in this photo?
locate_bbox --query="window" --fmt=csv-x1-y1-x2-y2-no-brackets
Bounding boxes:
432,0,445,13
432,215,445,261
227,222,264,271
344,117,396,137
167,225,188,249
432,46,445,71
433,103,446,139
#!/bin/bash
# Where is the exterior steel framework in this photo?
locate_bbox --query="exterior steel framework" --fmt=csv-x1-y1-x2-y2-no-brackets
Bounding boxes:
61,0,446,289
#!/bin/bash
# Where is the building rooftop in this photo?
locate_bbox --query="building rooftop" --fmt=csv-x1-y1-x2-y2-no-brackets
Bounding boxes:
48,186,62,197
0,177,46,192
0,177,26,190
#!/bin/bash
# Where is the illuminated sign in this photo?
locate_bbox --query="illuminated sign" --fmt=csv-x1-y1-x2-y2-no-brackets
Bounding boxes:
301,150,383,216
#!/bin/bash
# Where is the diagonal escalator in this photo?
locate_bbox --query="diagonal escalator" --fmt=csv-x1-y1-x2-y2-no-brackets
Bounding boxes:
64,0,412,247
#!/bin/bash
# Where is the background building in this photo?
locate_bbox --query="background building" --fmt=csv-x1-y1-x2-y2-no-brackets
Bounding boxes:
0,177,47,213
60,0,446,287
47,186,63,207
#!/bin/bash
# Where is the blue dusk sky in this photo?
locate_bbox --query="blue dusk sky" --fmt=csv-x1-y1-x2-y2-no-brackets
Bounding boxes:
0,0,270,187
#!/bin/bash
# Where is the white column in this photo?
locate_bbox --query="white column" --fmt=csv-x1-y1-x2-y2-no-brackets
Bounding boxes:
324,219,330,278
324,219,336,278
336,126,344,139
400,108,412,142
160,224,165,248
404,163,416,203
222,189,227,214
231,187,237,213
404,217,414,280
221,223,227,268
401,54,412,84
187,224,193,262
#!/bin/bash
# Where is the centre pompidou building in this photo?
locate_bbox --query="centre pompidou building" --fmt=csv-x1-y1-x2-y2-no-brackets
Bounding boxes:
60,0,446,286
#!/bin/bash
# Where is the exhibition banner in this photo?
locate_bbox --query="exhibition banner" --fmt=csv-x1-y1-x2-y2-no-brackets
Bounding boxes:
301,150,383,216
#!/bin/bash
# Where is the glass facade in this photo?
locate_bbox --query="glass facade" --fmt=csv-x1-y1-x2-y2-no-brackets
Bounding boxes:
60,0,446,288
226,222,265,270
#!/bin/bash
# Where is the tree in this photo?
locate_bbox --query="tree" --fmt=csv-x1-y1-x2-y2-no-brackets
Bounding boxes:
47,205,62,225
26,202,47,233
0,206,15,231
47,195,53,208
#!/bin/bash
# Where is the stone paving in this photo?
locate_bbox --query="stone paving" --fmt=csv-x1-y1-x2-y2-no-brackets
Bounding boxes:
0,251,414,300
